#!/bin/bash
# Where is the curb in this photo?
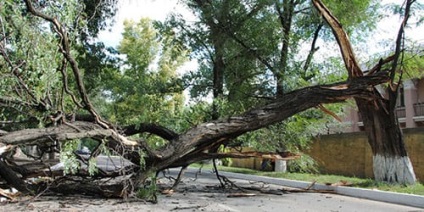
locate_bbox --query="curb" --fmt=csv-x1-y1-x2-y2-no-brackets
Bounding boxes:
218,171,424,208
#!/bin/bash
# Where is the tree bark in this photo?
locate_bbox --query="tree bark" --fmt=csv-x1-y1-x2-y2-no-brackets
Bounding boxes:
275,0,296,97
357,96,416,184
131,75,388,187
48,181,126,198
194,0,227,120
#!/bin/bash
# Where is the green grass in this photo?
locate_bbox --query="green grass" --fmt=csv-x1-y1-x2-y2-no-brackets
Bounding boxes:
191,164,424,196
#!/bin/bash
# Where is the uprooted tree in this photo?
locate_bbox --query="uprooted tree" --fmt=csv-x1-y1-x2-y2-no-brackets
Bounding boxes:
0,0,419,199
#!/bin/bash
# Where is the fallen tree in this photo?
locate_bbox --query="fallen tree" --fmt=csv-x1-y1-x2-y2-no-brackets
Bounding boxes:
0,0,416,199
0,73,389,197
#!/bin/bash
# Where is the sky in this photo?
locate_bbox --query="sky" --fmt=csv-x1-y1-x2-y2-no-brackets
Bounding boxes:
97,0,424,72
98,0,195,48
97,0,199,74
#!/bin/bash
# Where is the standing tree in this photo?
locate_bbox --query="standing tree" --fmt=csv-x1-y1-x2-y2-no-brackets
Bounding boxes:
312,0,418,184
102,18,187,127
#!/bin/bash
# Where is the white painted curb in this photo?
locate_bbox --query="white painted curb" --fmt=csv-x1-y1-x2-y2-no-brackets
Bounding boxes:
219,171,424,208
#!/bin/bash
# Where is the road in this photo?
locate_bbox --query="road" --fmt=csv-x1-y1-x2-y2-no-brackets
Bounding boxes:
2,166,422,212
155,167,423,212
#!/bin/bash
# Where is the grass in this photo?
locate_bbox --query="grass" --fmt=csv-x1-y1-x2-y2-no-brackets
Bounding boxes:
191,164,424,196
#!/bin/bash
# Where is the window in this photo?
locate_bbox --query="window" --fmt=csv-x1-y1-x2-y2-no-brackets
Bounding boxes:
396,87,405,107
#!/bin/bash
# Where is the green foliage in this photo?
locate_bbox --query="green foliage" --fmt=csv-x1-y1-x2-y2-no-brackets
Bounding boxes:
142,135,170,150
88,157,99,176
99,140,111,156
227,103,345,173
78,0,118,41
384,0,423,27
167,0,378,161
136,175,157,202
138,149,147,171
320,0,380,41
175,101,213,132
119,19,159,71
59,140,80,175
99,18,188,128
236,105,342,151
287,154,319,173
362,42,424,87
398,44,424,80
0,1,64,122
0,0,119,130
80,138,99,152
218,145,232,167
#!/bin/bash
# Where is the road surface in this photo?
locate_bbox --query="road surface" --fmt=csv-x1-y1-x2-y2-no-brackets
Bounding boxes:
1,166,422,211
158,167,423,212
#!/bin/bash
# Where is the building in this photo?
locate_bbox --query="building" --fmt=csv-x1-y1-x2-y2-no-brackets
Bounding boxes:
308,79,424,182
341,79,424,133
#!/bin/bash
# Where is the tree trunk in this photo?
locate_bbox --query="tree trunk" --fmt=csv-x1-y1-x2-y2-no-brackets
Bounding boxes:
275,0,295,97
195,0,227,120
357,97,416,184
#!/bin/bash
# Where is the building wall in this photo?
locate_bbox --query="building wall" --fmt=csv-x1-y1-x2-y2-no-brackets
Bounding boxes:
417,80,424,103
342,79,424,133
307,128,424,183
229,147,275,171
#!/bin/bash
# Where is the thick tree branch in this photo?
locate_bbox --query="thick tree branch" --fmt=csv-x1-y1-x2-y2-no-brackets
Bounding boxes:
122,124,178,141
0,73,389,183
58,58,84,109
390,0,414,79
366,54,396,76
0,121,137,146
137,73,389,174
312,0,363,78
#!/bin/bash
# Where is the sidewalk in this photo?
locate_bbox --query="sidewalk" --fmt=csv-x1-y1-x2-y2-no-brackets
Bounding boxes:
218,170,424,208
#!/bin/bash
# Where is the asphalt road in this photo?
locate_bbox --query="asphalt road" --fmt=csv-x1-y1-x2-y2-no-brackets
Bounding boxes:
157,167,423,212
6,160,423,212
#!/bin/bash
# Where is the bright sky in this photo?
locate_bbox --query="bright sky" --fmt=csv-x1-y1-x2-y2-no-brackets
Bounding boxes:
98,0,195,48
97,0,424,69
368,1,424,56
